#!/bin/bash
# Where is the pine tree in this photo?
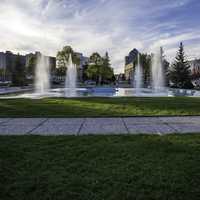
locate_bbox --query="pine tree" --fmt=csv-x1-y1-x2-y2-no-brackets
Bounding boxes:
169,42,193,89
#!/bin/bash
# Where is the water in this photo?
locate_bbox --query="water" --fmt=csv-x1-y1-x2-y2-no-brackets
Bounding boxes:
134,53,142,94
35,53,50,94
65,54,77,97
151,48,165,92
1,87,200,99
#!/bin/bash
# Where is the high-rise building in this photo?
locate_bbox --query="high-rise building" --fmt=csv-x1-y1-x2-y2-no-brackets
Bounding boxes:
74,52,89,82
124,48,139,81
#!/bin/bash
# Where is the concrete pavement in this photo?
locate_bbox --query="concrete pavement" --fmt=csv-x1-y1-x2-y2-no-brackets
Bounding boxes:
0,117,200,135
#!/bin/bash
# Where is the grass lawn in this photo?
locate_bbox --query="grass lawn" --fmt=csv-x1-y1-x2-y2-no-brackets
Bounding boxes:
0,97,200,117
0,135,200,200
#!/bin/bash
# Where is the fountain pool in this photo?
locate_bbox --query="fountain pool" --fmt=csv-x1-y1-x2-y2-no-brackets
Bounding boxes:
1,87,200,99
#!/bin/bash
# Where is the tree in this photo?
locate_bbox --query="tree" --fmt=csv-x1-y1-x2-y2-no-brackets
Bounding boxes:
26,55,36,76
56,46,80,82
12,54,26,86
87,53,103,84
102,52,115,83
86,52,115,85
140,53,151,87
56,46,80,69
169,42,193,89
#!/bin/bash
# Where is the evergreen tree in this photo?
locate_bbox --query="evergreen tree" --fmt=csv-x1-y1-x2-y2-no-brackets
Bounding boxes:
169,42,193,89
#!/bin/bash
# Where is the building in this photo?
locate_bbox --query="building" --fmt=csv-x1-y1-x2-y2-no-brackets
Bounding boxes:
115,73,125,82
74,52,89,82
188,59,200,76
188,59,200,87
0,49,89,83
124,48,139,81
0,50,56,82
0,52,6,70
0,51,25,81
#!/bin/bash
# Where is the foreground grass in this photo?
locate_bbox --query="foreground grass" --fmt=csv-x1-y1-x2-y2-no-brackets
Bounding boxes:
1,97,200,117
0,135,200,200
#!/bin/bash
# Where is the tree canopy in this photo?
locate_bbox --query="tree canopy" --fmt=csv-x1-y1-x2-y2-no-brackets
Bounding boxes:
86,52,114,85
169,42,193,89
56,46,80,76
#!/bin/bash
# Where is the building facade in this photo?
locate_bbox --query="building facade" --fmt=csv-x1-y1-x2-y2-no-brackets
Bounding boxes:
188,59,200,87
0,51,56,82
124,48,139,81
188,59,200,76
0,51,25,81
74,52,89,82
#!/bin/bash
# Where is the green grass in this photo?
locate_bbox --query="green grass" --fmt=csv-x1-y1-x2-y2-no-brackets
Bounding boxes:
0,97,200,117
0,135,200,200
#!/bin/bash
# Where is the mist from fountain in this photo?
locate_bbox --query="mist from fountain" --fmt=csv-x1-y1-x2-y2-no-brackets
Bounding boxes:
151,48,165,92
35,53,50,94
134,53,142,94
65,54,77,97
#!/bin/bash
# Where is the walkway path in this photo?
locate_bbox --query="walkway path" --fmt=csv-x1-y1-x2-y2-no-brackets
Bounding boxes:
0,116,200,135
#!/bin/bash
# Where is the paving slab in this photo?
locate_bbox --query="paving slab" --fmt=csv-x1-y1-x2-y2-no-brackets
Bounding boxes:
85,118,123,124
46,118,84,124
159,116,200,124
3,118,47,125
0,124,38,135
123,117,162,124
30,119,83,135
168,124,200,133
79,124,128,135
0,118,11,124
79,118,127,135
127,124,176,135
30,124,81,135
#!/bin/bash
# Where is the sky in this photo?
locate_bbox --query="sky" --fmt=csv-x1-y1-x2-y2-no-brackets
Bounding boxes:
0,0,200,73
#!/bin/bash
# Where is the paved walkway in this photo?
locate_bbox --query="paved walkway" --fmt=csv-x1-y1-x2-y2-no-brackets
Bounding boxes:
0,117,200,135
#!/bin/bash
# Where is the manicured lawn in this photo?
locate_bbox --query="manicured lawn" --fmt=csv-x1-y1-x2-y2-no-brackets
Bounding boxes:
0,97,200,117
0,135,200,200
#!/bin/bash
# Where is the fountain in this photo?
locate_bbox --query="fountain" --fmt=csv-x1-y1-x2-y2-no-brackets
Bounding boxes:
35,52,50,94
151,47,165,92
2,48,200,99
134,53,142,94
65,54,77,97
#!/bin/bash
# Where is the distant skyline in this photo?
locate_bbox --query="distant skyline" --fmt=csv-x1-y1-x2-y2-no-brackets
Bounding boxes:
0,0,200,73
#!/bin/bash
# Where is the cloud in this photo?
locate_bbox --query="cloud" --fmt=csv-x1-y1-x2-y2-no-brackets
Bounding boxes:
0,0,200,73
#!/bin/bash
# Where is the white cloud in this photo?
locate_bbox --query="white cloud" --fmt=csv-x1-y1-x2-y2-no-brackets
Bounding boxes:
0,0,200,73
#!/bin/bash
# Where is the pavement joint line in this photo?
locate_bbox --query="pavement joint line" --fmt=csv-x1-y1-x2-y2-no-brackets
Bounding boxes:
27,118,49,135
122,118,130,134
158,117,196,132
77,118,86,136
162,121,179,133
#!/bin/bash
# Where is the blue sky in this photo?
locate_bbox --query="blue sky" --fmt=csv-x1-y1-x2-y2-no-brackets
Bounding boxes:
0,0,200,73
